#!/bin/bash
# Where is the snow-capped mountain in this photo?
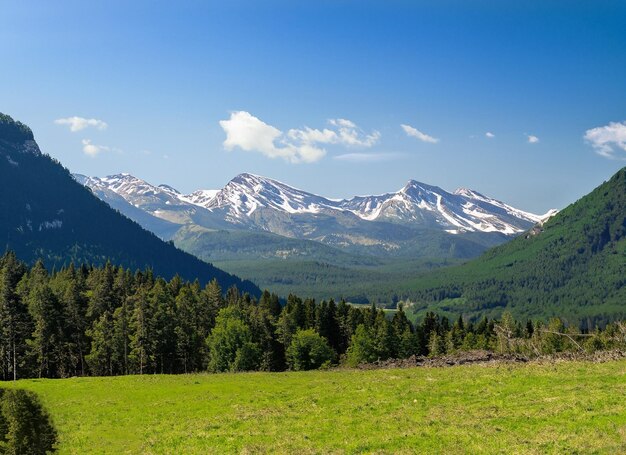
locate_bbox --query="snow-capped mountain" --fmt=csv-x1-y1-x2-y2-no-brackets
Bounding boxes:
75,173,183,209
183,172,550,235
75,171,555,258
182,189,220,207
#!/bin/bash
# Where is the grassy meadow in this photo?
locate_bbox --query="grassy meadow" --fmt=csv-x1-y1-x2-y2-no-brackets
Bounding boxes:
7,360,626,454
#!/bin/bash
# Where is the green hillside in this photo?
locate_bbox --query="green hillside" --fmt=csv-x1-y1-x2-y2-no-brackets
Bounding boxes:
173,225,462,302
7,360,626,454
0,113,258,295
407,168,626,324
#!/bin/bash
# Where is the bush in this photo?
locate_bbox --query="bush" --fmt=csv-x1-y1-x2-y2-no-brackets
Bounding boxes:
0,388,57,454
286,329,336,371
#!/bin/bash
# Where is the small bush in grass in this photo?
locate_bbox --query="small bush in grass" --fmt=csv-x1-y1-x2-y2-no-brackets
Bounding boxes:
0,388,57,454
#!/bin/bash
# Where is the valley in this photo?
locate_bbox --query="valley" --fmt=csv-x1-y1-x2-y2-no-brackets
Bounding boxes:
76,171,552,301
3,2,626,454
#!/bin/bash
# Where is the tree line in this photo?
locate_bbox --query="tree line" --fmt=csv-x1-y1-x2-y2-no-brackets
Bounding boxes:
1,251,624,380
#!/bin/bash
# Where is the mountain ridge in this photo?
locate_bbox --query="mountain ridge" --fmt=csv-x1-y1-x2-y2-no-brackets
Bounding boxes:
77,171,554,237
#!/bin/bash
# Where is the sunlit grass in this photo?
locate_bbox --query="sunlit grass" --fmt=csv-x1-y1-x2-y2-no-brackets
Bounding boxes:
7,360,626,454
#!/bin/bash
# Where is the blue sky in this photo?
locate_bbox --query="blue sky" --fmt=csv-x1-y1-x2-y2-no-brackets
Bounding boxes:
1,1,626,213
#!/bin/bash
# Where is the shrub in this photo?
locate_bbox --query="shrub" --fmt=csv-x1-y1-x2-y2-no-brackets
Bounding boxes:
0,388,57,454
286,329,335,371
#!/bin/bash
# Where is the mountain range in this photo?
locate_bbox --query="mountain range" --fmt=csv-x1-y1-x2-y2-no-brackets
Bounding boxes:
76,172,554,254
0,113,259,295
75,171,555,302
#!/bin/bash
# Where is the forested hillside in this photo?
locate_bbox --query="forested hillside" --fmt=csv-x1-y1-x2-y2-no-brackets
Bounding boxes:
407,167,626,325
0,113,258,295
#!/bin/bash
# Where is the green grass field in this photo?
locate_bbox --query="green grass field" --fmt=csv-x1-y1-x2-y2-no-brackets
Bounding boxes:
7,360,626,454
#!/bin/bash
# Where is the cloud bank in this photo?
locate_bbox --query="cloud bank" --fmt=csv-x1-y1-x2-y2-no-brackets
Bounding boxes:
584,121,626,159
401,124,439,143
219,111,380,163
55,116,108,132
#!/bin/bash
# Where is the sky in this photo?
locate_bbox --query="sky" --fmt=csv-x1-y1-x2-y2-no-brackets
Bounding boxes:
1,1,626,214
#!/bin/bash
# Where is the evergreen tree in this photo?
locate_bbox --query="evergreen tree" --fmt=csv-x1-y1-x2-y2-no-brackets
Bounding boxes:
0,252,29,380
150,280,177,374
85,311,115,376
334,299,352,355
20,261,66,378
87,263,116,321
128,286,153,375
428,331,447,357
174,286,202,373
50,264,89,376
112,298,131,375
346,324,378,366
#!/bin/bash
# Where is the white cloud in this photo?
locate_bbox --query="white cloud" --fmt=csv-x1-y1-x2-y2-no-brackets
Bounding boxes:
55,116,108,132
329,118,356,129
401,124,439,143
328,119,381,146
527,134,539,144
584,121,626,159
219,111,379,164
485,132,495,138
287,127,338,145
334,152,404,163
81,139,110,157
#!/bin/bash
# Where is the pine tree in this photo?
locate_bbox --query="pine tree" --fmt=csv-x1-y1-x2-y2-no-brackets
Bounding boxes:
150,280,177,374
372,311,393,360
334,299,352,355
85,311,115,376
87,263,116,321
0,252,29,380
50,264,89,376
392,304,415,358
112,298,131,375
200,279,223,335
20,261,65,378
128,286,153,374
174,286,202,373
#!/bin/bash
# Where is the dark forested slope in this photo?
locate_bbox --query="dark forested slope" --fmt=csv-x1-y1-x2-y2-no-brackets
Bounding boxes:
408,167,626,324
0,113,258,294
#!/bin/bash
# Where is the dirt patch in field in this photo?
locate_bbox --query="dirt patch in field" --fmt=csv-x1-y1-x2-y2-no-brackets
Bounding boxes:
353,349,626,370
